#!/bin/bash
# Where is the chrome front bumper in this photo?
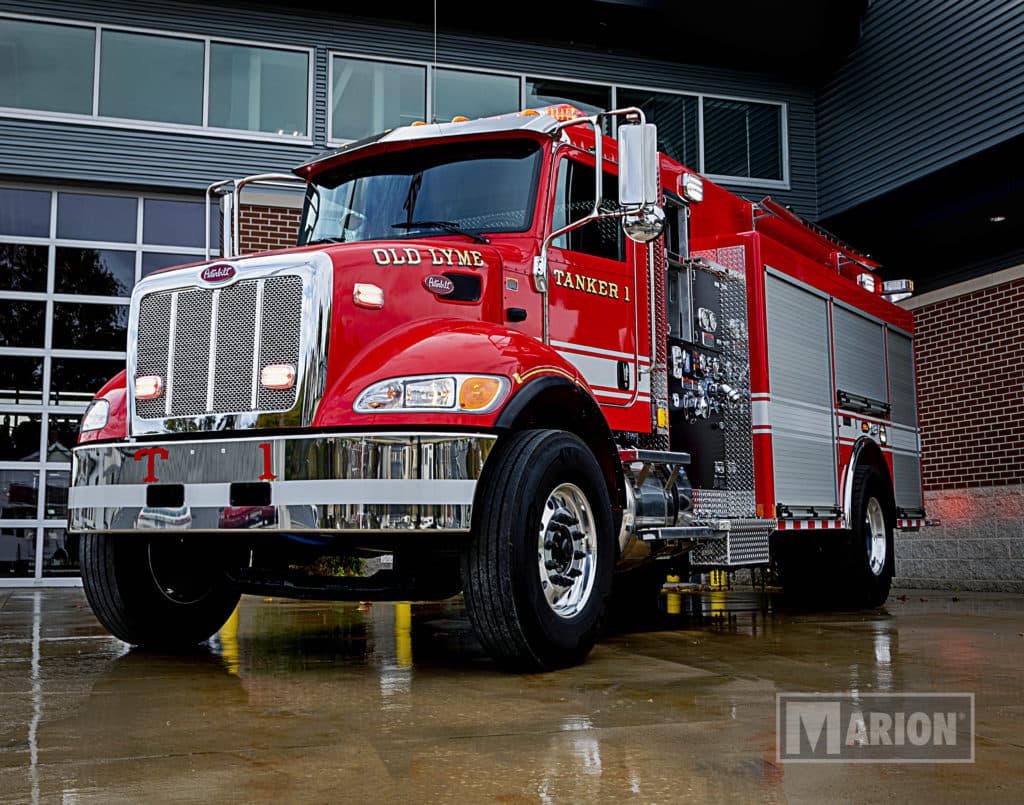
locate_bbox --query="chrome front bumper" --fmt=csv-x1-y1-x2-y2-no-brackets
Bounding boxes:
69,432,496,533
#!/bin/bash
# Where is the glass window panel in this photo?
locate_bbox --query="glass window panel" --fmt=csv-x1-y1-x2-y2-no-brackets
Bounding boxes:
434,69,519,122
526,78,610,117
551,158,623,262
99,30,203,125
0,19,94,115
57,193,136,243
42,528,79,577
142,252,202,276
143,199,207,248
617,88,699,169
0,527,36,577
55,247,135,296
0,470,38,520
0,356,43,405
0,300,45,347
44,471,69,520
52,303,128,351
0,243,48,292
209,43,308,135
47,414,81,461
332,57,425,140
49,358,123,406
0,411,42,462
0,188,51,238
703,98,783,181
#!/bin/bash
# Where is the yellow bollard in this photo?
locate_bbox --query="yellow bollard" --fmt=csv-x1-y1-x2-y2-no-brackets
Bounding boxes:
219,605,241,675
394,602,413,667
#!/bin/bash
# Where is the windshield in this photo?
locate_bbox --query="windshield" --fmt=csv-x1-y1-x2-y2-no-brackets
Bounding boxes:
299,139,543,246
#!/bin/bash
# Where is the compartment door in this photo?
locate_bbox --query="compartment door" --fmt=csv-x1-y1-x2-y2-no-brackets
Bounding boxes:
764,271,838,510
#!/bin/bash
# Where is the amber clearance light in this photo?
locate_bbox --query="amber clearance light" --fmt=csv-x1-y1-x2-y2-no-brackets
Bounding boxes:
459,377,503,410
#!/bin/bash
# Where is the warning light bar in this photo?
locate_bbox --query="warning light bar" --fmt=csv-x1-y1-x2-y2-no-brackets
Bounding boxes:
519,103,588,122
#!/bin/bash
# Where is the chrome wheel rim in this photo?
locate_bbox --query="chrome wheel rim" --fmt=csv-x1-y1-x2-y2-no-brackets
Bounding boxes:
537,483,597,619
865,497,887,576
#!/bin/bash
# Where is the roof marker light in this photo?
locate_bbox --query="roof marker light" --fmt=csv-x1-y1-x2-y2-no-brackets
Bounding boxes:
534,104,588,122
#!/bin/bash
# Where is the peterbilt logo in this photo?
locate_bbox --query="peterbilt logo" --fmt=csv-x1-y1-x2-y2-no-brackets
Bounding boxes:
423,275,455,295
201,263,236,283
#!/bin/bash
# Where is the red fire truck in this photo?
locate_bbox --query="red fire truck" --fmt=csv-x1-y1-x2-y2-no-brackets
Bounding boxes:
68,104,925,670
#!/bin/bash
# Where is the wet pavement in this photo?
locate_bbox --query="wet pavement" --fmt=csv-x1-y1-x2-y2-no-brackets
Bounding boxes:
2,587,1023,804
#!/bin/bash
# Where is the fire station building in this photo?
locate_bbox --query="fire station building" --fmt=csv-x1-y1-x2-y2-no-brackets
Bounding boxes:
1,0,1021,590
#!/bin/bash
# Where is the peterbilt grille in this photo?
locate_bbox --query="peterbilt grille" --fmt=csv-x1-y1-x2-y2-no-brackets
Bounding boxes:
135,276,303,419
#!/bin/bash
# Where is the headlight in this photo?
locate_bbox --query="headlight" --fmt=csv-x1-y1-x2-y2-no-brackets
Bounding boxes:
80,399,110,432
354,374,510,414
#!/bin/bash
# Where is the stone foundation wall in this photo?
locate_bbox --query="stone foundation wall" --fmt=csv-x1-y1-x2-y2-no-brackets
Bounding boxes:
894,484,1024,592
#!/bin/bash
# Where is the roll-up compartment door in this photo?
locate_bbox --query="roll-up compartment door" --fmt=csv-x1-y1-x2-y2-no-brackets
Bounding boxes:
764,272,837,508
833,304,889,415
887,328,924,514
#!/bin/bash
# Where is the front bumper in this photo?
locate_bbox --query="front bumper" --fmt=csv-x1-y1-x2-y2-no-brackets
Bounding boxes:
69,432,496,533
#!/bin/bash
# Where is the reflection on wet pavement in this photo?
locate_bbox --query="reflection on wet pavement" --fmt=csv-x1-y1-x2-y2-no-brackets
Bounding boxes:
1,587,1023,803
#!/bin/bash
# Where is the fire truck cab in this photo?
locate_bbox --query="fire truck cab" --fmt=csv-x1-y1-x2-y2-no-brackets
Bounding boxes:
69,104,923,670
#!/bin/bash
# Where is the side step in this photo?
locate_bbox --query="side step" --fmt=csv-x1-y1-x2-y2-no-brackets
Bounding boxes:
638,526,715,541
689,518,778,567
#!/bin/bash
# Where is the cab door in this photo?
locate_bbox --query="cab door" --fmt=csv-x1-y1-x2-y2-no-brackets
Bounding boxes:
545,153,649,431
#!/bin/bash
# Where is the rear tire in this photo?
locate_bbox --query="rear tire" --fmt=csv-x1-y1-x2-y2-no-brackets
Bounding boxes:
843,465,895,607
81,533,241,648
460,429,614,671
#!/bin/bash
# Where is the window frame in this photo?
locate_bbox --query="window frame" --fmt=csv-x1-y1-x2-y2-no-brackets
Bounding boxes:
0,11,314,143
0,182,211,586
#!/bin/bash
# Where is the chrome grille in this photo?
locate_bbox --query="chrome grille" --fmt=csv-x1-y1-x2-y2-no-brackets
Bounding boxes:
134,276,303,419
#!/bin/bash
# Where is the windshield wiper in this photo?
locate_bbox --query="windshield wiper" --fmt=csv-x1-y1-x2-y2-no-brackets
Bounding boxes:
391,221,490,244
304,236,345,245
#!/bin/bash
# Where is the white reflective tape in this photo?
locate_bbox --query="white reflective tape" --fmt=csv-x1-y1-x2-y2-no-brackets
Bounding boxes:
69,478,479,509
751,399,770,428
185,483,233,507
69,485,148,508
550,339,639,362
272,479,477,505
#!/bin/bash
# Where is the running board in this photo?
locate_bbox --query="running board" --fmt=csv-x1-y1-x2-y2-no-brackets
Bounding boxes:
639,526,716,541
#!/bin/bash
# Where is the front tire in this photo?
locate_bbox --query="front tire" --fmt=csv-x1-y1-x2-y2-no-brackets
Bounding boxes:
81,533,241,648
460,429,615,670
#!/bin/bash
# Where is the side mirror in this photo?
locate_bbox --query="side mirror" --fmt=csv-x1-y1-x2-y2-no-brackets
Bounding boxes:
618,122,664,242
618,123,659,207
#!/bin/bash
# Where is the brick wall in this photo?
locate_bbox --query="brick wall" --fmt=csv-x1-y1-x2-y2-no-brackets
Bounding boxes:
895,270,1024,591
237,203,301,255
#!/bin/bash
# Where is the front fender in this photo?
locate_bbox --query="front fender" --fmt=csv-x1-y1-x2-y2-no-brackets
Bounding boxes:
312,319,591,428
77,370,128,444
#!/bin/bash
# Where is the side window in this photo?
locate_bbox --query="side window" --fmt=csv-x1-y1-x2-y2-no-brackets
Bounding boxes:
551,157,624,262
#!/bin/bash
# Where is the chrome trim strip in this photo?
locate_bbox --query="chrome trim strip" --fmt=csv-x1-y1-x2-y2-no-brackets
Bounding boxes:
250,279,265,409
206,287,221,412
69,431,496,533
164,291,178,416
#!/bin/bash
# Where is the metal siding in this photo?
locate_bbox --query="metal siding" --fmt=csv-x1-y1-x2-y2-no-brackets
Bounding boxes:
886,329,918,427
764,273,837,507
0,0,817,213
818,0,1024,217
833,305,887,403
